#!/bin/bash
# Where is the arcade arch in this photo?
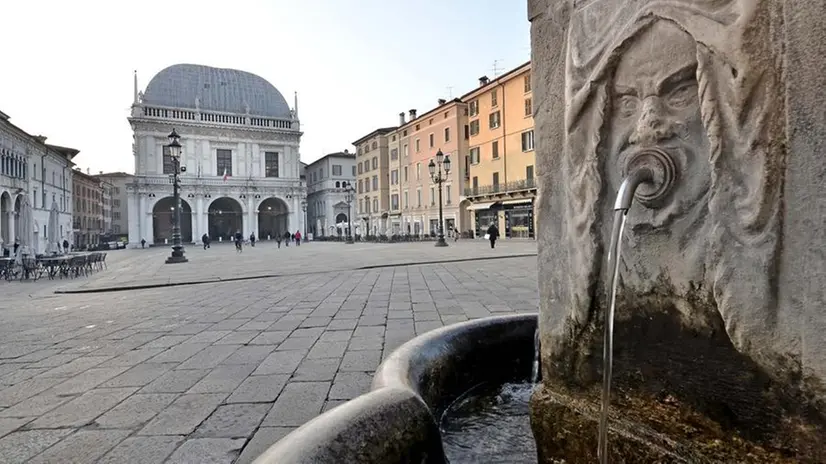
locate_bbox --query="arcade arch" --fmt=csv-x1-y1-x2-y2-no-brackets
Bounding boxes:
152,197,193,243
257,197,289,239
208,197,244,240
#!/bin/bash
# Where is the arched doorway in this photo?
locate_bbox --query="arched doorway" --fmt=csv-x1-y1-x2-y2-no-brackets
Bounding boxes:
0,192,11,245
335,212,348,237
208,197,243,240
258,197,289,239
153,197,193,244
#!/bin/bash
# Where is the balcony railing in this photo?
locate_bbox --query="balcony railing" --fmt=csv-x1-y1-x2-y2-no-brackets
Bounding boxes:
136,105,297,131
464,177,536,197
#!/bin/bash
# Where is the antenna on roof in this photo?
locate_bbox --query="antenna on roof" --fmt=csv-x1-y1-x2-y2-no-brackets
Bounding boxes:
446,86,454,99
492,59,504,77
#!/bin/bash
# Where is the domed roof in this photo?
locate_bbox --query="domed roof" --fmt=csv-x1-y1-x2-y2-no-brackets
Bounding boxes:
142,64,292,118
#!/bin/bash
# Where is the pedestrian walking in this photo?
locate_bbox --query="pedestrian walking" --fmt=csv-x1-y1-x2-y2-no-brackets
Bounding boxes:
486,223,500,249
295,230,302,246
276,234,282,248
249,233,256,247
140,238,146,249
202,233,210,250
283,231,291,247
234,231,243,253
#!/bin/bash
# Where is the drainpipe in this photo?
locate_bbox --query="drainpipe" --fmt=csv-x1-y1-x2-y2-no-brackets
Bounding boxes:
500,81,507,188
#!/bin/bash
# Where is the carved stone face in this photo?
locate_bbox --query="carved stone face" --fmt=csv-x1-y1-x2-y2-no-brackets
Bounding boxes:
605,21,711,229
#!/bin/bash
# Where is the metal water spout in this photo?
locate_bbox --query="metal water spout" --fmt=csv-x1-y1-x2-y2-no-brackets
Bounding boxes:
598,150,675,463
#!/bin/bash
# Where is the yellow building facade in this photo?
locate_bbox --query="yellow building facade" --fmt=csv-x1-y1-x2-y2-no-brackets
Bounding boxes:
353,127,396,236
461,62,536,239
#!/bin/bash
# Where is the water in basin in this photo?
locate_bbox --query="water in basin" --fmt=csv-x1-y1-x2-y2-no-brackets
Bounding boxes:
440,381,537,463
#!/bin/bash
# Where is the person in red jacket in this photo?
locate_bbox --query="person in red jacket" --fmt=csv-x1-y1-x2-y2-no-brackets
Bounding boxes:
295,230,302,246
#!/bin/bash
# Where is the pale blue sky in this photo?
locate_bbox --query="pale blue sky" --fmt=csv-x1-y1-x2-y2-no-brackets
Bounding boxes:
0,0,530,173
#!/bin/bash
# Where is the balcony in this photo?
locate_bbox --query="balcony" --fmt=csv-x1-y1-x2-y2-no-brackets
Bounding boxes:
134,105,297,131
464,177,536,197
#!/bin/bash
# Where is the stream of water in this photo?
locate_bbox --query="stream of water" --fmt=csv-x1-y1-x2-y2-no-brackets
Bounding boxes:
598,209,630,464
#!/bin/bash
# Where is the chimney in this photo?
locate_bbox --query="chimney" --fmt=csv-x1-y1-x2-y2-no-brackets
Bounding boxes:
409,109,417,120
399,112,406,125
479,75,490,86
86,168,90,175
34,135,48,144
438,98,447,105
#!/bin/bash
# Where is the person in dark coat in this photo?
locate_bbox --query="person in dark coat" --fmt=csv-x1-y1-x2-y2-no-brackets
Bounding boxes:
202,233,210,250
486,223,500,249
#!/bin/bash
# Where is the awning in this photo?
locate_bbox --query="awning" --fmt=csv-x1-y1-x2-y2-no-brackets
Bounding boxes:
500,198,534,206
467,201,498,211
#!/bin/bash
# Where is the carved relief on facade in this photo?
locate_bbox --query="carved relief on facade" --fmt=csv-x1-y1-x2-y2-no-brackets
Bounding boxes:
546,0,785,374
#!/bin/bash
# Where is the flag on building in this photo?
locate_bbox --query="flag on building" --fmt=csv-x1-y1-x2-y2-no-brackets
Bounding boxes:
222,168,229,182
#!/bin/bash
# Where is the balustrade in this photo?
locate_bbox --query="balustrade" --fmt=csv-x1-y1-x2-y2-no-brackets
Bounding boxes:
464,177,536,197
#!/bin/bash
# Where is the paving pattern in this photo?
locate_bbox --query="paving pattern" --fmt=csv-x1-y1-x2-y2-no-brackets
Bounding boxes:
0,241,538,463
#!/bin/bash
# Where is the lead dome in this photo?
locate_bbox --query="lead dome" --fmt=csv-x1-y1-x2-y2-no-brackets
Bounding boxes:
142,64,292,119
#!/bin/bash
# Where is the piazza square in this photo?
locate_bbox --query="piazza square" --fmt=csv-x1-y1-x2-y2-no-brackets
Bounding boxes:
0,241,538,463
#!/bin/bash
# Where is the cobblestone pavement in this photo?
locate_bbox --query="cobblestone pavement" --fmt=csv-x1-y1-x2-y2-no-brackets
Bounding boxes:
50,239,537,293
0,248,539,463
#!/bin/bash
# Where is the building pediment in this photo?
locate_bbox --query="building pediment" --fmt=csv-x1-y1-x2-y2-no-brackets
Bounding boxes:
333,201,349,209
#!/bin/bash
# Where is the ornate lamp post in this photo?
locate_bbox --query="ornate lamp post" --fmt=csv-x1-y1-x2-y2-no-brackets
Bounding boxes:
301,199,308,240
428,149,451,247
165,129,188,264
342,181,355,244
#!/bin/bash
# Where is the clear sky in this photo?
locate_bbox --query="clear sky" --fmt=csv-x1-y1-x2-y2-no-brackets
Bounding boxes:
0,0,530,174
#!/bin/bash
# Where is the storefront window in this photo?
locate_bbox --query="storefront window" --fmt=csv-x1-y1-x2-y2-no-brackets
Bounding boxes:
505,205,534,238
475,210,497,238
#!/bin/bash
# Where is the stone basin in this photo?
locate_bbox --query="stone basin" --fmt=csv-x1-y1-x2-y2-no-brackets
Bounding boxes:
251,314,537,464
250,311,824,463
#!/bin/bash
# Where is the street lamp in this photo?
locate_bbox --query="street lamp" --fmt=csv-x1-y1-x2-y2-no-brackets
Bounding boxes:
165,128,188,264
429,149,451,247
342,181,355,244
301,199,307,241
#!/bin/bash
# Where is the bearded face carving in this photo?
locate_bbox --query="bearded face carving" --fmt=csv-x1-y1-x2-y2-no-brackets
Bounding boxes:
605,21,711,232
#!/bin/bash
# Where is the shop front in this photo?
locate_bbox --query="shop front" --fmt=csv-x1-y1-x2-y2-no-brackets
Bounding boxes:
501,199,535,238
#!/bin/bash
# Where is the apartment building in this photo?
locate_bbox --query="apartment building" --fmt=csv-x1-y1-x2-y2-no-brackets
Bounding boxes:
396,99,469,237
353,127,396,236
462,62,536,238
72,168,104,248
305,151,356,237
387,125,402,234
94,172,133,238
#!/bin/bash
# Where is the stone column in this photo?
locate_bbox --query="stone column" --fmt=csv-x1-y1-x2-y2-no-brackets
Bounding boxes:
247,196,255,237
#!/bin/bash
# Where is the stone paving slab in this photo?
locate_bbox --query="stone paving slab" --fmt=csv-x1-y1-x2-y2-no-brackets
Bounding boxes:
52,240,537,293
0,252,538,463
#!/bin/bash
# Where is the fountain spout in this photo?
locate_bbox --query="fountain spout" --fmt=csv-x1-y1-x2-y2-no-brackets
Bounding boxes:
598,160,662,464
613,167,655,211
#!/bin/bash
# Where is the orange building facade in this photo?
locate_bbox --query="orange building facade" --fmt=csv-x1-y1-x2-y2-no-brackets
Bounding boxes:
461,62,536,238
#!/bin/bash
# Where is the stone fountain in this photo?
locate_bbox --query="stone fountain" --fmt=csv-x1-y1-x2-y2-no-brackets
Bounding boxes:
529,0,825,461
253,1,826,462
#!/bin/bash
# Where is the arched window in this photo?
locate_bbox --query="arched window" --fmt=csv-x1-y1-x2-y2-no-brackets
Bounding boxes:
335,181,341,188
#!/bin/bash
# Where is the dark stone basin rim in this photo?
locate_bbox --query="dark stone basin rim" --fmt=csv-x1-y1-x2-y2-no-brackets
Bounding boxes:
252,314,538,464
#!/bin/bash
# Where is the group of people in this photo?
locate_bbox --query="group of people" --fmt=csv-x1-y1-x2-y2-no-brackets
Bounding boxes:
196,231,303,253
